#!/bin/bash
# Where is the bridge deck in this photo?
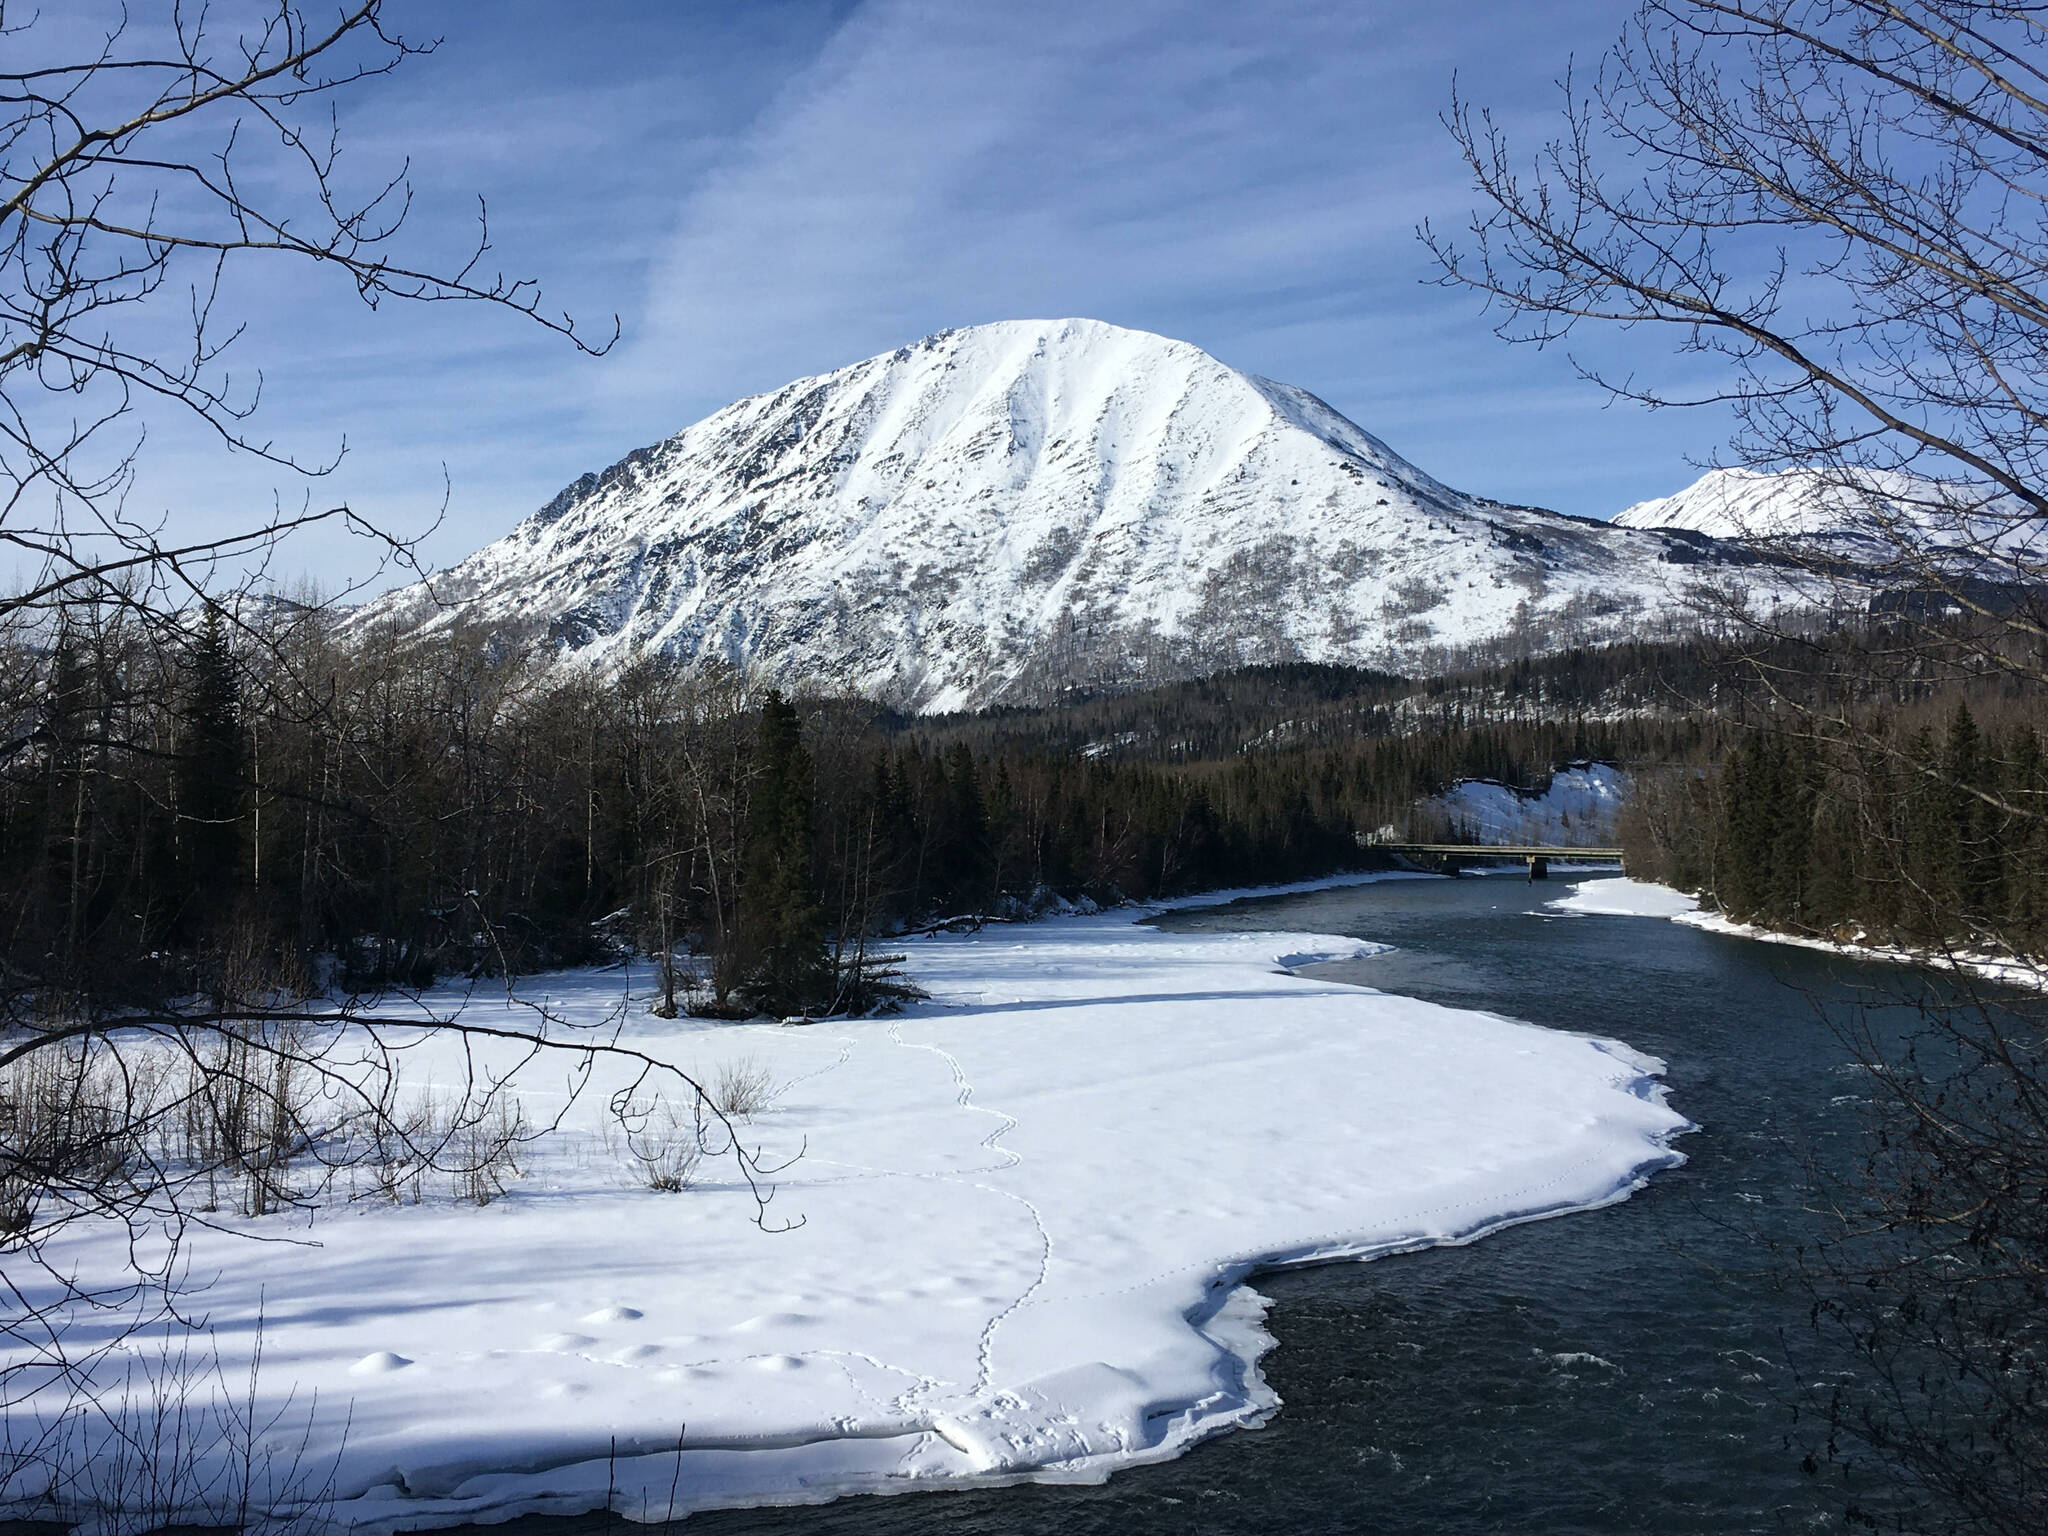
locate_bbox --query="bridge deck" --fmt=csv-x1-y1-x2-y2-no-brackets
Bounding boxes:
1376,844,1625,859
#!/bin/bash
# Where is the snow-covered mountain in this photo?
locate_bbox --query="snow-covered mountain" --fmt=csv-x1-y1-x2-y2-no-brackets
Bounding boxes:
1614,465,2040,569
1615,467,1868,540
359,319,1792,712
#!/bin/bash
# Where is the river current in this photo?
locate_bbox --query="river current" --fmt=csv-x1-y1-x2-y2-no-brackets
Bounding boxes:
523,871,1936,1534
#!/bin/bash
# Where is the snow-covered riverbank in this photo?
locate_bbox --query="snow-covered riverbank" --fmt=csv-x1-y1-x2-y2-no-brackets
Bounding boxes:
10,885,1691,1533
1545,878,1701,919
1547,876,2046,990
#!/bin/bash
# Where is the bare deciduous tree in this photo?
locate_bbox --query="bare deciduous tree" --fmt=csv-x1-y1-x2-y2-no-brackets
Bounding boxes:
0,8,816,1524
0,0,613,636
1427,1,2048,681
1429,5,2048,1527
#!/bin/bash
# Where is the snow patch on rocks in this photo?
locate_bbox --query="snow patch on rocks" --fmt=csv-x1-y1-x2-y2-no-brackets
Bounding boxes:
1419,763,1629,846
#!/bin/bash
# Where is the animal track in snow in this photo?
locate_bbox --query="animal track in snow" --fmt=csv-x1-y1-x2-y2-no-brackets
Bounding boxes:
882,1018,1054,1401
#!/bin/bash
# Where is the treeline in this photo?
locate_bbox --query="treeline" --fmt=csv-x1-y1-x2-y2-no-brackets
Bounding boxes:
1624,702,2048,956
918,624,2012,767
925,647,1723,763
5,606,1759,1020
925,647,1744,770
21,600,2048,1016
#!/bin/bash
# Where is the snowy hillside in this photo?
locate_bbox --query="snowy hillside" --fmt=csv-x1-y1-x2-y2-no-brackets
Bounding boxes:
1615,467,1905,541
1415,763,1629,846
357,320,1796,712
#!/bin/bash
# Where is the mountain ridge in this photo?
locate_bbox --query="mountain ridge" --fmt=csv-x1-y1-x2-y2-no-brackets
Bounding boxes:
358,318,1794,711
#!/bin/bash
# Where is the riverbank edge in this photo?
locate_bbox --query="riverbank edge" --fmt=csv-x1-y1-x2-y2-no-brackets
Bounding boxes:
584,871,1695,1527
1553,875,2048,994
1671,908,2047,992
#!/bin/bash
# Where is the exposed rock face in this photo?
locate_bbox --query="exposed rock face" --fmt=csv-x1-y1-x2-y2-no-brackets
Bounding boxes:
358,318,1785,711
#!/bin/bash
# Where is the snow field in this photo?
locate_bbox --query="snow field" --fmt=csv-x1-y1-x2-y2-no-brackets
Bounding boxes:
10,897,1693,1533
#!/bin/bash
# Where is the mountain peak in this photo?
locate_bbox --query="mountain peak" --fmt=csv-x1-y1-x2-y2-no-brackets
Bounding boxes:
361,322,1757,711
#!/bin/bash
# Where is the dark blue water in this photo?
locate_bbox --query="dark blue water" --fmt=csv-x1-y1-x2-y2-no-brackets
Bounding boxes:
518,872,1942,1535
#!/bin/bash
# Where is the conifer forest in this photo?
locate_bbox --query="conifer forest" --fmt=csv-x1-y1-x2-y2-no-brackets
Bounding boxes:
8,601,2042,1029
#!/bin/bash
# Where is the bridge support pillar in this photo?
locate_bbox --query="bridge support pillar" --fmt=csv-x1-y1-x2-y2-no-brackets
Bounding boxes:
1526,855,1549,882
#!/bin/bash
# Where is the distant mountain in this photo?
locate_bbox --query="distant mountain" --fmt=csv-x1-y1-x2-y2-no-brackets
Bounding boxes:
1615,467,1868,541
357,319,1799,712
1614,466,2039,571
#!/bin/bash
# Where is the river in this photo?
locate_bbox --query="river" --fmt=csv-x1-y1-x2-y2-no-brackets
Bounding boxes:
512,870,1939,1534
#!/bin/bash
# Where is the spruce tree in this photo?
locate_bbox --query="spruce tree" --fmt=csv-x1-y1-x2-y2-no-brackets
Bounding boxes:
1901,724,1947,940
174,605,247,928
1717,733,1778,921
941,742,991,912
736,692,828,1016
1942,702,1992,932
2007,727,2047,952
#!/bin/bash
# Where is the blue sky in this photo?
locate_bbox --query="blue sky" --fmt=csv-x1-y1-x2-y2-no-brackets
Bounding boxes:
129,0,1741,590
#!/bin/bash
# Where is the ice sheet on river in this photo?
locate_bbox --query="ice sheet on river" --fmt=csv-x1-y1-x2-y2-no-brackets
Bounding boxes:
8,896,1691,1532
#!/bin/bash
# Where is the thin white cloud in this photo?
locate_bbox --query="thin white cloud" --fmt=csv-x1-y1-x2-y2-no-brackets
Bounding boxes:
599,0,1725,528
77,0,1735,590
619,0,1464,407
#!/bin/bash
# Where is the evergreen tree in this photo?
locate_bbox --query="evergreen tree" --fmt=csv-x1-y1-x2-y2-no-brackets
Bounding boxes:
1805,777,1856,935
736,692,828,1016
1718,733,1782,921
2007,727,2047,952
174,605,247,928
1765,736,1817,928
1900,724,1947,940
1942,702,1997,932
986,760,1017,901
941,742,992,911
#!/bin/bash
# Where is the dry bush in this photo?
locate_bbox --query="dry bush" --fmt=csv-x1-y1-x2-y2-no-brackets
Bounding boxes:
179,1024,317,1218
0,1044,149,1244
360,1086,528,1207
614,1093,710,1192
361,1086,436,1205
711,1055,777,1120
447,1096,529,1206
4,1316,338,1536
1380,575,1448,620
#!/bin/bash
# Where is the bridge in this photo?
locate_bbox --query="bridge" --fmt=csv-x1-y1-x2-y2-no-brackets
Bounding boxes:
1369,843,1626,880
